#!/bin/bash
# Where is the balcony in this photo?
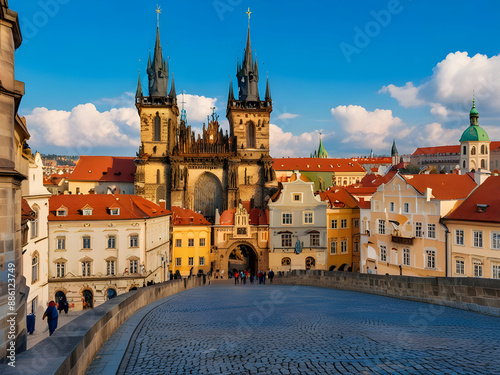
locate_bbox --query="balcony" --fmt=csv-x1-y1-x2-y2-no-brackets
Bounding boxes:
391,235,414,245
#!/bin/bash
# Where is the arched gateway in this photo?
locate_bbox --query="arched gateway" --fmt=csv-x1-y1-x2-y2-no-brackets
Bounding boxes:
228,244,258,276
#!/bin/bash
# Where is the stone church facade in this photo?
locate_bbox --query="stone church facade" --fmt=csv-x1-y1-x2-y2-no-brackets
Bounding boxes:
134,20,276,222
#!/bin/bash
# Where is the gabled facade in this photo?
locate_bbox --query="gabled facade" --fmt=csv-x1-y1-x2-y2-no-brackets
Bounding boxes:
444,176,500,278
361,173,476,277
22,152,51,332
170,207,211,277
47,194,171,310
268,175,327,271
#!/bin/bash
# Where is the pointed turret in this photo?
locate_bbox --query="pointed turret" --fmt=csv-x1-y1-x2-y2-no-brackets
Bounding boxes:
265,77,271,102
317,138,328,158
147,25,169,97
228,78,235,102
169,74,176,103
136,71,143,98
391,139,398,157
243,26,253,73
235,23,260,102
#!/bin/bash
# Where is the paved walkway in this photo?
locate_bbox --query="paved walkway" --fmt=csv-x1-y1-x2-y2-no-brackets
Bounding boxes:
87,283,500,374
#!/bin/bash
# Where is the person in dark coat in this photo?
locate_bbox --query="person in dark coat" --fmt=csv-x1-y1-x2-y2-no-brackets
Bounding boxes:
43,301,58,336
268,269,275,284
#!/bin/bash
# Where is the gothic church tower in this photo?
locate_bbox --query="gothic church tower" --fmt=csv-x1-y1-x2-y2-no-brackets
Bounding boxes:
135,12,179,204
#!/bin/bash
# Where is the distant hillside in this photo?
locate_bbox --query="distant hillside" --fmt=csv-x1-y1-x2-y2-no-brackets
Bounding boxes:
41,154,79,166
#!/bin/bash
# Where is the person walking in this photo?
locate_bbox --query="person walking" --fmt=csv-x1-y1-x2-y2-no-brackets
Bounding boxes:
268,269,274,284
234,270,239,285
43,301,59,336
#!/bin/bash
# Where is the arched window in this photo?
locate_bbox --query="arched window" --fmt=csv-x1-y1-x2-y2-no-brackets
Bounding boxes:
281,257,291,266
305,257,316,270
481,159,486,169
471,146,476,155
463,146,467,155
463,160,466,169
481,145,488,154
154,113,161,141
156,169,161,184
32,253,39,283
246,121,256,148
31,205,39,238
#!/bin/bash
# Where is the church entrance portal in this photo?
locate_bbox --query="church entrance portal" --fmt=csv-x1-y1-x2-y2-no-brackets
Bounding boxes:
194,173,223,222
228,244,257,276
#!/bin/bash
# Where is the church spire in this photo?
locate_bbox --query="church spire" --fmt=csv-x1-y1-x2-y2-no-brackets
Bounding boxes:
147,7,169,97
236,8,260,102
136,71,143,98
169,73,176,103
265,75,271,102
228,77,235,102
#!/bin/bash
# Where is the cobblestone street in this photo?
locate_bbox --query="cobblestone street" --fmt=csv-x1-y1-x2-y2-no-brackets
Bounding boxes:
88,283,500,374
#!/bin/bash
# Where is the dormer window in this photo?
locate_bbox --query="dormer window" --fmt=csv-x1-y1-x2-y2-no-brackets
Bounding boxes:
56,206,68,217
83,209,92,216
110,208,120,216
476,204,489,213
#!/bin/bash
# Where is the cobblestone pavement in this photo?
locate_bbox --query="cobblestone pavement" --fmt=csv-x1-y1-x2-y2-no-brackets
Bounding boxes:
98,284,500,374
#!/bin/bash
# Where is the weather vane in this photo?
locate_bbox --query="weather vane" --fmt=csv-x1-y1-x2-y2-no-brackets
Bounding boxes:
156,5,162,27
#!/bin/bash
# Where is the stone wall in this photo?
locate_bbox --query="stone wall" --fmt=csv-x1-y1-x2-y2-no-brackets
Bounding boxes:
273,270,500,317
4,276,206,375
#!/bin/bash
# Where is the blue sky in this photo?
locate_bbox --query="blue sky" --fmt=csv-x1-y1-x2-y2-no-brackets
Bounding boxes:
12,0,500,158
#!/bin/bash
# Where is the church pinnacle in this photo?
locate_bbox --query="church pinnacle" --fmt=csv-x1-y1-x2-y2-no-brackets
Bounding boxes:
147,6,170,98
236,8,260,102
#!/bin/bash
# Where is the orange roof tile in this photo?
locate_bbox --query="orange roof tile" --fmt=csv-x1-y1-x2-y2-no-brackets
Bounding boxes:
48,194,170,221
22,199,34,221
351,157,392,164
69,156,136,183
273,158,365,173
412,142,500,156
219,208,269,226
402,174,476,200
319,187,359,209
171,206,211,225
444,176,500,223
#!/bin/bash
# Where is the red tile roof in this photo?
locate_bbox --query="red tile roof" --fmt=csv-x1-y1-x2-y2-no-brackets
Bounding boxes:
403,174,476,200
444,176,500,222
350,157,393,164
219,208,269,226
412,142,500,156
273,158,365,173
69,156,136,183
319,187,359,209
171,206,211,225
44,173,70,186
22,199,34,221
48,194,170,221
219,209,235,225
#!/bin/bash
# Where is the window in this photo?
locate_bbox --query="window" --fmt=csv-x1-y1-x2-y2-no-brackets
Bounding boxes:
354,219,359,228
331,220,338,229
130,235,139,248
282,213,292,225
403,203,410,213
107,260,115,276
471,146,476,155
199,257,205,266
340,219,347,228
82,209,92,216
188,239,194,247
390,202,395,212
82,261,91,276
427,224,436,239
455,230,464,245
474,262,483,277
175,258,181,266
378,220,385,235
330,240,337,254
492,264,500,279
340,239,348,253
30,296,38,315
455,259,464,275
108,235,116,249
491,232,500,250
281,257,291,266
188,257,194,266
293,194,301,202
463,145,466,155
281,233,292,247
154,114,161,141
199,238,206,247
57,237,66,250
310,233,320,247
380,246,387,262
304,212,313,224
82,236,91,249
403,248,410,266
32,254,39,283
473,231,483,247
57,210,67,217
415,222,422,238
426,250,436,269
30,207,38,238
176,239,182,247
110,208,120,215
56,262,65,277
354,241,359,252
130,260,138,273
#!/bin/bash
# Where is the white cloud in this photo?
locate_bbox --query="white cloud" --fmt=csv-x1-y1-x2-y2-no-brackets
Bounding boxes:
379,82,425,108
25,104,140,153
276,113,300,120
413,122,462,147
380,52,500,121
269,124,333,158
94,92,136,108
179,94,218,123
331,105,403,151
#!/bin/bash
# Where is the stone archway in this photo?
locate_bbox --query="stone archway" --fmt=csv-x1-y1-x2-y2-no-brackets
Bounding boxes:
228,244,258,276
194,172,223,222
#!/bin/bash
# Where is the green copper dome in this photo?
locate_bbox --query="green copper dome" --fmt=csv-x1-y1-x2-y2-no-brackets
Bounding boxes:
460,125,490,142
470,104,479,116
